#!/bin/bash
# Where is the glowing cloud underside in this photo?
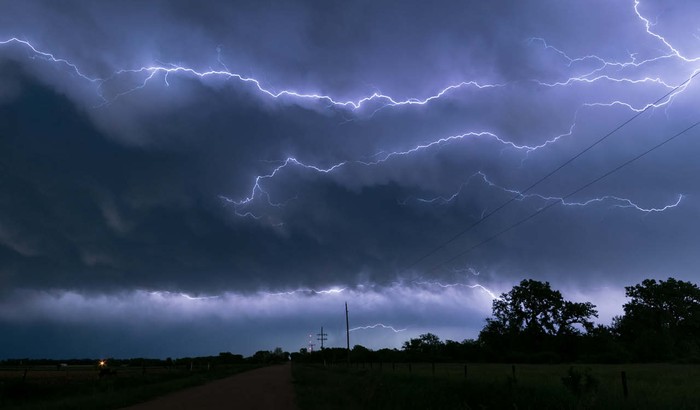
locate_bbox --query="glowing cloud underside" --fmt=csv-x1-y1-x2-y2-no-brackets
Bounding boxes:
0,0,695,333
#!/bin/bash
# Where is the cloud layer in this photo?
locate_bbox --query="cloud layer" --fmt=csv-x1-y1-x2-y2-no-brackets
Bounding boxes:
1,0,699,357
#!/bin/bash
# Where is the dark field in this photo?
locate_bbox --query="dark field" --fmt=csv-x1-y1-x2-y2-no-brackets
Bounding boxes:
0,363,259,409
293,362,700,410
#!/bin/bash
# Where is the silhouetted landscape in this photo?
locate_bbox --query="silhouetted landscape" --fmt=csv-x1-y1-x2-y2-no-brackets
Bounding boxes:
291,277,700,409
3,277,699,409
295,277,700,365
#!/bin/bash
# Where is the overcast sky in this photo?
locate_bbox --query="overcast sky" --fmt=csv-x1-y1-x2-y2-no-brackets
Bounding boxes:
1,0,699,358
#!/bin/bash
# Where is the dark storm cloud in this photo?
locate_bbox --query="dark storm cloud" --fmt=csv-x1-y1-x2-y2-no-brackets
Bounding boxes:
1,0,699,357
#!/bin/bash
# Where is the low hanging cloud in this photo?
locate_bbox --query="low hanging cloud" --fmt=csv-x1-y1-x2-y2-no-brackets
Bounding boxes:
0,281,627,356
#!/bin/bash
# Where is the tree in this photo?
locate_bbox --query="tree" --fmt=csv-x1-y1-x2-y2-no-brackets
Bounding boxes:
485,279,597,337
402,333,442,351
271,347,289,362
615,277,700,360
402,333,443,359
479,279,597,360
251,350,271,363
352,344,372,362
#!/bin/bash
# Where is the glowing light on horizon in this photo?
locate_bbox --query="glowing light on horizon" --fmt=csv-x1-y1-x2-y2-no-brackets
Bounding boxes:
262,287,347,296
148,291,220,300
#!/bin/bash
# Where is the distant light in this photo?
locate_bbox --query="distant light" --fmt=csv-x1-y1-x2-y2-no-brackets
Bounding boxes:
99,360,106,367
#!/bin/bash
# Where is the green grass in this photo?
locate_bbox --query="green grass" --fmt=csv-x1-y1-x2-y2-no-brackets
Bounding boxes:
0,364,261,410
292,362,700,409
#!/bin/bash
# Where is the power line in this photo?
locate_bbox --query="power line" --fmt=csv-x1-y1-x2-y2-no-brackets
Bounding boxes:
398,70,700,275
426,119,700,273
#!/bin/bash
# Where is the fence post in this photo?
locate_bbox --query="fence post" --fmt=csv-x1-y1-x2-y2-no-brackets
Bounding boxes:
432,362,435,376
464,364,467,379
511,364,516,382
621,371,629,399
408,362,412,373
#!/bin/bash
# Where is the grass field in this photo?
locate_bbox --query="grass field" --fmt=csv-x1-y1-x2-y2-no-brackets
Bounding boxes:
293,362,700,409
0,363,260,409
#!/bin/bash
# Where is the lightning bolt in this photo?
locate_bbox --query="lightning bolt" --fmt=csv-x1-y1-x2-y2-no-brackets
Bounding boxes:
147,291,220,300
527,36,676,70
527,0,700,112
350,323,407,333
452,266,481,276
413,281,502,300
1,0,692,274
262,287,346,296
0,0,696,114
219,0,700,222
633,0,700,63
0,37,502,110
0,37,100,83
0,2,695,236
220,126,580,219
404,171,684,213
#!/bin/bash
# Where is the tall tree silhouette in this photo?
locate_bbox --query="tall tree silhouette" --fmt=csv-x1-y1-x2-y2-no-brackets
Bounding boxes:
402,333,443,360
479,279,597,360
615,278,700,361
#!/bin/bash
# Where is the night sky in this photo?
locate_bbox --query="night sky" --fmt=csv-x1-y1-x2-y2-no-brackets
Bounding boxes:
1,0,699,358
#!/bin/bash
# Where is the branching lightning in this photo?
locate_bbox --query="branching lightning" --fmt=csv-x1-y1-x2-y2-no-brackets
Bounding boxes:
452,266,481,276
1,2,696,223
220,126,581,219
527,0,700,112
213,0,698,221
0,38,100,83
633,0,700,63
403,171,684,213
0,37,502,109
350,323,407,333
262,287,346,296
413,281,502,300
1,1,695,112
148,291,220,300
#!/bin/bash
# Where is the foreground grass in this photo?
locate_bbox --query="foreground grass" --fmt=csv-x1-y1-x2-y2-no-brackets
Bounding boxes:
0,364,261,410
293,362,700,409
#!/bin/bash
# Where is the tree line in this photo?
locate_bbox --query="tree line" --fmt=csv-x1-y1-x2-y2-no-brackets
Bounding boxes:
293,277,700,364
1,349,291,368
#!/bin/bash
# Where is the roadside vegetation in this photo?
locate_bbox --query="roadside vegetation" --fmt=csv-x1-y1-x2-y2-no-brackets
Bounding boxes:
293,362,700,409
0,350,288,410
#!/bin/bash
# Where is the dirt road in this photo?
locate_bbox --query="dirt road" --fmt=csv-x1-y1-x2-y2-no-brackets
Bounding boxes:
121,363,297,410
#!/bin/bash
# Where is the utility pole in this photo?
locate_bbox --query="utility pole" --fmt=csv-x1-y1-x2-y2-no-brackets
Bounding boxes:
345,302,350,365
317,326,327,350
